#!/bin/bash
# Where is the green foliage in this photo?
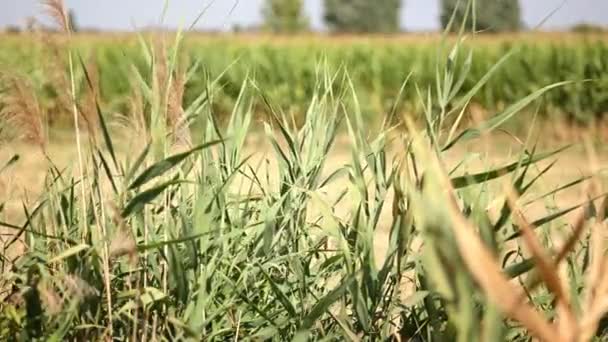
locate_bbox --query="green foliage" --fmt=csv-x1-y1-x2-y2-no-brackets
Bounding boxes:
323,0,402,33
440,0,522,32
263,0,309,33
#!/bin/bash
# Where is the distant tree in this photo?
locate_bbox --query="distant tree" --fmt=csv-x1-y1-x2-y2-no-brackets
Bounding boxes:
5,25,22,34
262,0,309,33
497,0,521,31
68,9,79,32
571,22,606,34
440,0,521,33
323,0,402,33
232,24,244,33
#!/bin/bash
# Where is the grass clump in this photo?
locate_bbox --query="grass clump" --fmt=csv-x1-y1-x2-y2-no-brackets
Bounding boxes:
0,1,607,341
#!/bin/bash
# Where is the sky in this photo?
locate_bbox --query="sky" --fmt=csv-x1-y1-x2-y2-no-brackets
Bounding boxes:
1,0,607,32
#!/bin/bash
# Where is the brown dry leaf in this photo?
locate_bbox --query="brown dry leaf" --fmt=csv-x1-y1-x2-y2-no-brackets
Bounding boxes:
555,210,587,263
506,190,578,338
579,220,608,341
446,198,561,341
579,139,608,340
518,207,589,312
423,141,562,342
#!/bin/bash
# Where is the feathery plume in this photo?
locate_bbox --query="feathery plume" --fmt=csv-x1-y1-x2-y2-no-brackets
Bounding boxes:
63,274,98,299
0,73,47,152
38,282,63,315
167,69,192,148
153,40,192,148
41,0,70,33
109,203,138,265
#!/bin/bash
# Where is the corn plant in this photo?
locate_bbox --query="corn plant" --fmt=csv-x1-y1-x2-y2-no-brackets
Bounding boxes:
2,32,608,127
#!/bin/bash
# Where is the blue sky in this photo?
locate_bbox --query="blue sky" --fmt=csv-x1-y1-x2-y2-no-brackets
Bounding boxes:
1,0,607,31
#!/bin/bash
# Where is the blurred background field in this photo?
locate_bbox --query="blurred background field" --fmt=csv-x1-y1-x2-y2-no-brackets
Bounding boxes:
2,1,607,135
1,32,607,130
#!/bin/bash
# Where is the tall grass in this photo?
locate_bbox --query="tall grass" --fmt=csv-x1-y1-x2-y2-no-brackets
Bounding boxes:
0,2,607,341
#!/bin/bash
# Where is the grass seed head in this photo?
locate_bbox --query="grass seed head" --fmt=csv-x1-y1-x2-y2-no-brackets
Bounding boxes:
38,282,63,315
41,0,70,33
0,73,46,152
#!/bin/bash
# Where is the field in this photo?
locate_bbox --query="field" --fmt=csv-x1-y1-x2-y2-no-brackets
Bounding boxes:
2,6,608,341
1,32,608,129
1,130,606,247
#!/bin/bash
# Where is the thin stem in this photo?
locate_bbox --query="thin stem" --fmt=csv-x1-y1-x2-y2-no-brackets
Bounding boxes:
67,51,88,240
97,183,114,334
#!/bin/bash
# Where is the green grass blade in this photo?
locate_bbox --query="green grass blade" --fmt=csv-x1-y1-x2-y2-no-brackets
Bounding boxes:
48,244,90,264
0,154,19,174
128,139,222,189
122,180,182,217
451,145,570,189
300,274,356,330
257,263,298,319
443,81,575,150
77,54,118,168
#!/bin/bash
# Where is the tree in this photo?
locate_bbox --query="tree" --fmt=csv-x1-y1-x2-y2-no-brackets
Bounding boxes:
5,25,22,34
68,9,79,32
263,0,309,33
324,0,402,34
440,0,521,33
571,22,606,34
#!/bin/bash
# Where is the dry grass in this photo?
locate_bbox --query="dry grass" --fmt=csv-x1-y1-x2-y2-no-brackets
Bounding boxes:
1,131,605,249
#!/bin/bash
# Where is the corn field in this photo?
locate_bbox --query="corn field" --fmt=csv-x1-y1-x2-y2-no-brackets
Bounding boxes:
1,33,607,128
1,2,608,341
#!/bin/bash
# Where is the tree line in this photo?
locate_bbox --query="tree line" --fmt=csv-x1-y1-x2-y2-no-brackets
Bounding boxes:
263,0,522,33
